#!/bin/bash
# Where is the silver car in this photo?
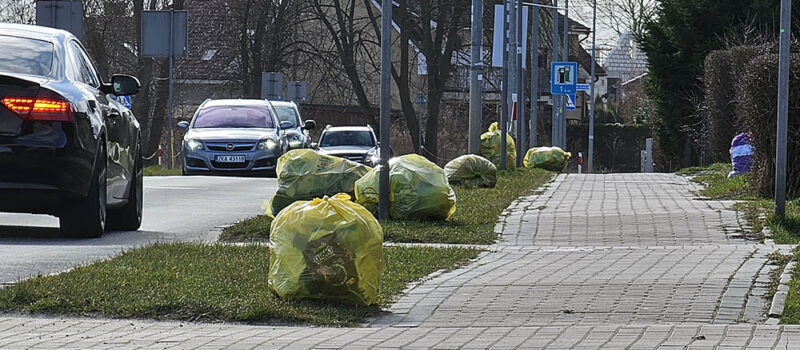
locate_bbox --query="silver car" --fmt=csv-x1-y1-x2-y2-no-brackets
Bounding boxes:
178,99,290,176
269,100,316,150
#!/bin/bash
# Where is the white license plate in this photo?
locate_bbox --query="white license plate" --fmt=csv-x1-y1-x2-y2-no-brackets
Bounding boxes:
215,155,246,163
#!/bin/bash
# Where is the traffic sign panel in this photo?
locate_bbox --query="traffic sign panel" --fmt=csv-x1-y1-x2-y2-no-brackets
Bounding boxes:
565,94,577,110
577,84,591,92
551,62,578,95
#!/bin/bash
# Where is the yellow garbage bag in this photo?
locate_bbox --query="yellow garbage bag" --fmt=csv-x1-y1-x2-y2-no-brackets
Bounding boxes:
269,194,384,306
444,155,498,188
268,149,371,217
480,122,516,169
354,154,457,220
524,147,572,171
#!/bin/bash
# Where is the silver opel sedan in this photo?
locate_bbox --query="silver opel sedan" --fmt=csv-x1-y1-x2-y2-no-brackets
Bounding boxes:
178,99,290,176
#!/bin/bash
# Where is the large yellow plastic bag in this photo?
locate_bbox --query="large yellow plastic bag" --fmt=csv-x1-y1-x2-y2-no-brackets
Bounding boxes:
480,122,516,169
444,155,498,188
268,149,371,216
268,194,384,305
524,147,572,171
354,154,457,220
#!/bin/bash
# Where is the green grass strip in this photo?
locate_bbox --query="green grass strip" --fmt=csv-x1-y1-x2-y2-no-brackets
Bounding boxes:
0,243,481,327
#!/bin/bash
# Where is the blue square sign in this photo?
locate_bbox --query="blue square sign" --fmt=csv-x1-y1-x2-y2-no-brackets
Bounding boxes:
551,62,578,95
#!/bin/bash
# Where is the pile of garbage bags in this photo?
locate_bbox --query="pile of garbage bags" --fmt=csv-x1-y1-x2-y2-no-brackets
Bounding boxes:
355,154,457,220
444,155,498,188
524,147,571,171
268,194,384,306
267,149,371,217
480,122,516,169
728,132,753,178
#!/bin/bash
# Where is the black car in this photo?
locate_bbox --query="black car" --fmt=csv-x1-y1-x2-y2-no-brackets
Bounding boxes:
0,24,143,238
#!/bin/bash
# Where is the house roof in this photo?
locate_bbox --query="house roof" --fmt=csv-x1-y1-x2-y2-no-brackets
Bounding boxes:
603,31,648,84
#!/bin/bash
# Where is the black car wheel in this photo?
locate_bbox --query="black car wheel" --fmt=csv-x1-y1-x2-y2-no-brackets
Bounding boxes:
60,144,107,238
108,145,143,231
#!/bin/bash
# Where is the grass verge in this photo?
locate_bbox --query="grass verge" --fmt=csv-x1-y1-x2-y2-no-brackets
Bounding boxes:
144,166,182,176
679,163,799,244
0,243,481,327
220,168,553,244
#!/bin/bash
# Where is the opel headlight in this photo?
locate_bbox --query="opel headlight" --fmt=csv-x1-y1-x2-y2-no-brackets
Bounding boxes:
185,139,204,151
258,139,278,150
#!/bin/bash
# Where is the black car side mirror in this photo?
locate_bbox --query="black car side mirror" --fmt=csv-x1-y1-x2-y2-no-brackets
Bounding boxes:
103,74,141,96
310,142,319,149
177,121,189,130
303,120,317,130
279,121,294,130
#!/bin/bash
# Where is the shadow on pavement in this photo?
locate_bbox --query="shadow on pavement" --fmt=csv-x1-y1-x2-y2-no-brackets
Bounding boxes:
0,226,175,246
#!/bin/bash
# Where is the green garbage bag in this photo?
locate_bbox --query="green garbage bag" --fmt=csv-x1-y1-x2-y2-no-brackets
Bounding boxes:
269,193,384,306
444,155,498,188
480,122,516,169
523,147,572,171
354,154,457,220
267,149,371,217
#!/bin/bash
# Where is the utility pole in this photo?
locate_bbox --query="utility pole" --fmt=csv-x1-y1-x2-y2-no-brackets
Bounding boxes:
515,0,525,167
560,0,568,149
379,0,392,220
167,9,175,169
530,0,539,148
500,1,510,170
776,0,790,218
468,0,483,155
551,0,559,148
587,0,596,173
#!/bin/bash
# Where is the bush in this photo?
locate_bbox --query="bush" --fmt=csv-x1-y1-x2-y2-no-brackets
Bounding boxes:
737,51,800,198
705,50,736,163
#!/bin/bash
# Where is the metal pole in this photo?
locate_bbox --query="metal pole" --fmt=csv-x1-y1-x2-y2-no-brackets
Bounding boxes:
379,0,392,220
167,9,175,169
516,0,525,168
530,1,539,148
500,1,509,170
776,0,790,218
587,0,596,173
469,0,483,155
551,0,559,147
509,0,517,140
561,0,568,150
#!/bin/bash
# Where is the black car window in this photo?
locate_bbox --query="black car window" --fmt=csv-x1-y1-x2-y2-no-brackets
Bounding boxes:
274,106,300,128
0,36,54,77
321,130,375,147
193,106,275,129
68,41,100,88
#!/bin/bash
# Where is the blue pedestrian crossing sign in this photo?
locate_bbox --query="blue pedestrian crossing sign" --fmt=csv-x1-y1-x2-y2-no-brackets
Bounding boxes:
551,62,578,95
565,94,577,111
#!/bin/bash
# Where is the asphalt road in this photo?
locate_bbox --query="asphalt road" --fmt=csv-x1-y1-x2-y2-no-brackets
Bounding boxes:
0,176,277,284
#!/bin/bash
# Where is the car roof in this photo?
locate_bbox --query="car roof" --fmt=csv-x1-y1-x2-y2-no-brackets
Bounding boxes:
0,23,74,43
203,99,271,108
324,126,373,132
268,101,297,108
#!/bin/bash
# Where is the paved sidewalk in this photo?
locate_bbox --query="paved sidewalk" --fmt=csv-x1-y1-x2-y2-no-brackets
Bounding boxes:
1,173,796,349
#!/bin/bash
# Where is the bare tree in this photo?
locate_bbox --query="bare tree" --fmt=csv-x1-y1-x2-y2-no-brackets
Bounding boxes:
0,0,34,24
573,0,656,39
365,0,468,159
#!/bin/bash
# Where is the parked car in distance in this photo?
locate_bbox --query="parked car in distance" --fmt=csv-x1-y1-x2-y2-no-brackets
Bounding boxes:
178,99,291,176
268,100,316,150
313,125,382,167
0,24,143,238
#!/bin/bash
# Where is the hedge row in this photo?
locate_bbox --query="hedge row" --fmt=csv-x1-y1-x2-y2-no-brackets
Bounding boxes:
736,51,800,198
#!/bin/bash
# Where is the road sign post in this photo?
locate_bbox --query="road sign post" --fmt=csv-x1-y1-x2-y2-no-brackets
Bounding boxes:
469,0,483,155
379,0,392,220
142,10,188,169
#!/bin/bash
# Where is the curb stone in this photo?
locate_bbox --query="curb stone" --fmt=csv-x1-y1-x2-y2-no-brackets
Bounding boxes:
768,260,796,320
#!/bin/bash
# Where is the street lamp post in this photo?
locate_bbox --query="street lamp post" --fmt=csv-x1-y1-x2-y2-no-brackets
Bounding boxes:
776,0,791,218
379,0,392,220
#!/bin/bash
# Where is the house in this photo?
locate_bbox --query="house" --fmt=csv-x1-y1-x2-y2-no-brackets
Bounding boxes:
596,31,648,108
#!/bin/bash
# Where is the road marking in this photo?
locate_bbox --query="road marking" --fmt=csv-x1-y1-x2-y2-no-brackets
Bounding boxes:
146,186,208,190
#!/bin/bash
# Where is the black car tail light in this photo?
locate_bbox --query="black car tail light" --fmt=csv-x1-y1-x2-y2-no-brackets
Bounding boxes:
1,91,74,122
